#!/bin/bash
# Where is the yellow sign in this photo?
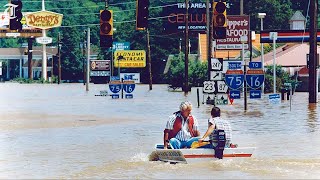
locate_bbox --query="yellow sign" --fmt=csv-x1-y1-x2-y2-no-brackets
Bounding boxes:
25,10,63,30
114,50,146,68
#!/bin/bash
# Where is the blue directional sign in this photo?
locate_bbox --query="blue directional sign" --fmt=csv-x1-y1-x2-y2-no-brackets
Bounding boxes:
225,70,244,90
123,84,135,93
250,90,262,99
269,93,281,104
111,94,120,99
229,90,241,99
109,81,122,94
245,69,265,89
125,94,133,99
249,62,262,69
228,62,242,70
111,76,120,81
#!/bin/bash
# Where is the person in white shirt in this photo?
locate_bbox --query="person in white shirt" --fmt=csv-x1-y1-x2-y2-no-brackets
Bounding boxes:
163,101,200,149
198,106,232,148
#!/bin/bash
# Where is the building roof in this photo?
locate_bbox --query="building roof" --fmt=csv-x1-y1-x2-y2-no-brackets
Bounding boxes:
253,43,320,67
289,11,306,21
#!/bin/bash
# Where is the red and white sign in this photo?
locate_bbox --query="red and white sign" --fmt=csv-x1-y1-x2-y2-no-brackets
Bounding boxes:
216,15,250,50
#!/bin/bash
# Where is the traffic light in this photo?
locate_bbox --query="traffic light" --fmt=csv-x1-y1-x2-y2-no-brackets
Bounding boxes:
136,0,149,30
100,10,113,48
213,0,227,39
9,0,23,31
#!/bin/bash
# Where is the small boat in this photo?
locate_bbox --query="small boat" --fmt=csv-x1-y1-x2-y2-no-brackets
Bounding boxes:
149,144,256,164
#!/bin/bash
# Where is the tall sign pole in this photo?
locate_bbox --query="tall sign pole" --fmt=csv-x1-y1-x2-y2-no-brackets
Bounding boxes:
309,0,318,103
206,0,211,80
41,0,47,81
86,27,90,91
184,0,189,93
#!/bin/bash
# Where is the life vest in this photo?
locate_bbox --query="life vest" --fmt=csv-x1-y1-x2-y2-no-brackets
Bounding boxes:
165,115,196,139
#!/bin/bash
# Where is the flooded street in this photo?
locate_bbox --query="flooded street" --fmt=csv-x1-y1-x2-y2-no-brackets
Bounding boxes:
0,83,319,179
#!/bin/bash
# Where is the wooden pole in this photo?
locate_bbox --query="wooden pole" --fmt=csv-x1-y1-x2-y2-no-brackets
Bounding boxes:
147,28,152,90
58,32,61,84
309,0,318,103
184,0,189,93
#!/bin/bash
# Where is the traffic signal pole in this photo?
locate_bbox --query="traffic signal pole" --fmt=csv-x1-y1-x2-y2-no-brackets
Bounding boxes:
184,0,189,94
206,0,212,80
309,0,318,103
147,29,152,90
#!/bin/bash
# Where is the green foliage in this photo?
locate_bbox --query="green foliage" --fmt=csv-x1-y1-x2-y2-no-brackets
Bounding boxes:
0,0,315,83
11,77,50,84
164,54,207,88
264,65,293,93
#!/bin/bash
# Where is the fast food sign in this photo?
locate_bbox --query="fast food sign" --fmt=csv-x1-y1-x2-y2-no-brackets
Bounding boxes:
25,10,63,30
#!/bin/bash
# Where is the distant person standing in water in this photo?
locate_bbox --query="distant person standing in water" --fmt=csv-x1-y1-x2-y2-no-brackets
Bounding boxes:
163,101,200,149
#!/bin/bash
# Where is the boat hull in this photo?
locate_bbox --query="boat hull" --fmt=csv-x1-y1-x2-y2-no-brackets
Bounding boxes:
149,145,255,163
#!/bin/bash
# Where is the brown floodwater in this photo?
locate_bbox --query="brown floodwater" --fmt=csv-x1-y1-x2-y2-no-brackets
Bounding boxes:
0,83,319,179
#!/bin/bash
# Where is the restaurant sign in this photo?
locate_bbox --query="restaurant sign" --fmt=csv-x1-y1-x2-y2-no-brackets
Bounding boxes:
25,10,63,30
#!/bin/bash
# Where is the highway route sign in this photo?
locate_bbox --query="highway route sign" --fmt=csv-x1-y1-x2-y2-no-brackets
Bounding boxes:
245,69,265,89
249,62,262,69
249,90,261,99
109,80,122,94
203,81,215,94
122,80,135,93
229,90,241,99
216,81,228,93
210,71,223,81
225,70,244,90
228,62,242,70
211,58,223,71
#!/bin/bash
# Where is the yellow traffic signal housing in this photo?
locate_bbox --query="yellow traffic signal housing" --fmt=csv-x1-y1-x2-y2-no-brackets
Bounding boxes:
100,10,113,48
100,10,113,36
213,0,227,39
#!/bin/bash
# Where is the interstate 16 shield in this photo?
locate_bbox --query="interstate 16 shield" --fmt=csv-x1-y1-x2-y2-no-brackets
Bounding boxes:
225,70,244,90
245,69,265,89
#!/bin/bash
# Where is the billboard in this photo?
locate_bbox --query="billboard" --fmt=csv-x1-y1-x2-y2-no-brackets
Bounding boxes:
216,15,250,50
25,10,63,30
163,2,211,33
90,60,110,71
162,1,240,33
114,50,146,68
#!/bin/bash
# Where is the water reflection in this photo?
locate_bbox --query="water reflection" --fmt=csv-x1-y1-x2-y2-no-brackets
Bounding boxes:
0,84,319,179
307,103,318,132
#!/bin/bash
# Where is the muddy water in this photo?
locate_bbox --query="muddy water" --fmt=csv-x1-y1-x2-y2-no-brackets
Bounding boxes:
0,83,319,179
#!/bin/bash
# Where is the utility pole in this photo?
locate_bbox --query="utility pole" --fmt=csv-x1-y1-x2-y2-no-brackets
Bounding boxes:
240,0,243,15
147,28,152,90
86,27,90,91
206,0,212,80
83,30,86,85
28,38,33,80
309,0,318,103
184,0,189,94
58,32,61,84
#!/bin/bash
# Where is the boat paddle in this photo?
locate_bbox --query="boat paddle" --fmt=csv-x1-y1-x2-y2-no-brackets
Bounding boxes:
191,141,210,149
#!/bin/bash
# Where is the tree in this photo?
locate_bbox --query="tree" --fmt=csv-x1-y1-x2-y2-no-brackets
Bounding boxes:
264,65,293,93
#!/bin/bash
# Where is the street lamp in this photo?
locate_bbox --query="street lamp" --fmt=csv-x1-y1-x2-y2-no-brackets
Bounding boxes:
258,12,266,93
